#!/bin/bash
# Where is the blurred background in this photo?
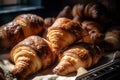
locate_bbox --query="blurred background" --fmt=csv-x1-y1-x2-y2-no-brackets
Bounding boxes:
0,0,120,26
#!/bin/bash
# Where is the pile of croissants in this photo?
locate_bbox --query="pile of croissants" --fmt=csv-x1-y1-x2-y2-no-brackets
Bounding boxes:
0,2,120,80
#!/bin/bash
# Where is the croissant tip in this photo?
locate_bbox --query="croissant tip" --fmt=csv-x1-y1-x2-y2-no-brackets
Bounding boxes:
53,66,65,75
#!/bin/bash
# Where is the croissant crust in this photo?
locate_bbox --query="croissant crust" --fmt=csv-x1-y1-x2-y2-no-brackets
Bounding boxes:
48,18,82,39
9,36,56,79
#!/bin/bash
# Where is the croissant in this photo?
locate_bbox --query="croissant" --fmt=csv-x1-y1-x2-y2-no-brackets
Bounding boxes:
13,14,46,37
72,2,107,23
0,14,45,49
9,35,56,79
72,3,85,20
80,20,104,44
84,2,106,20
47,18,82,55
100,26,120,51
53,42,102,76
57,6,73,19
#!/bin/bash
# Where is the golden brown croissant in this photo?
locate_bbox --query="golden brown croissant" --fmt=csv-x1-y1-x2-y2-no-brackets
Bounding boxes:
9,35,56,79
53,42,102,76
80,20,104,44
57,6,73,19
13,14,45,37
0,14,45,49
47,18,82,55
0,22,25,49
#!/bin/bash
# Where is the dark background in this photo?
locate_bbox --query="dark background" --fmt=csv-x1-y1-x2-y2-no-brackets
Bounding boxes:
0,0,120,26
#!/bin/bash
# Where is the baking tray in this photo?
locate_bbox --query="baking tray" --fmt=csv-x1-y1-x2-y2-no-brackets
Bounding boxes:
76,51,120,80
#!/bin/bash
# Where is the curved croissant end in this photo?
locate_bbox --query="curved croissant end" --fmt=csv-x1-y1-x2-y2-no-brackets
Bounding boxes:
80,20,104,44
9,36,56,79
0,14,45,49
53,42,102,76
47,18,82,55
